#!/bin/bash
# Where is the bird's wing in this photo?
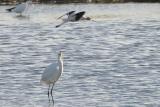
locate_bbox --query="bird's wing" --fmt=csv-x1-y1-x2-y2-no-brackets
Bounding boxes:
66,11,75,16
6,7,16,12
55,19,68,28
74,11,85,21
57,11,75,20
6,2,22,12
41,62,59,83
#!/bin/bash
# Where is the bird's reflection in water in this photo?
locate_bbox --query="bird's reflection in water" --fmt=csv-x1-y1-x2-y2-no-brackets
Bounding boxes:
47,101,55,107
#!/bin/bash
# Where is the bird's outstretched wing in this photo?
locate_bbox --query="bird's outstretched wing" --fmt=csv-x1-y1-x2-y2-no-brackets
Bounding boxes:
66,11,75,16
57,11,75,20
6,2,22,12
6,7,16,12
55,21,67,28
74,11,85,21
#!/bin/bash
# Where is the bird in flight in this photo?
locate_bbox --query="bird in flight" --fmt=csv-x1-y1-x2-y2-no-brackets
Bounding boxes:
56,11,91,28
41,51,63,106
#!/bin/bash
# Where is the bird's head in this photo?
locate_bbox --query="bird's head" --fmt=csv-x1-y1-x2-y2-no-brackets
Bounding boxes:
86,17,91,20
58,51,63,59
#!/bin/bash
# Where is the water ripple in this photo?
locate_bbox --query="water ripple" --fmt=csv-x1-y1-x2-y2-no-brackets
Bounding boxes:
0,3,160,107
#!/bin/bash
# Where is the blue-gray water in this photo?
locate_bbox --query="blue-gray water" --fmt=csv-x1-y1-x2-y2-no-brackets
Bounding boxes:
0,3,160,107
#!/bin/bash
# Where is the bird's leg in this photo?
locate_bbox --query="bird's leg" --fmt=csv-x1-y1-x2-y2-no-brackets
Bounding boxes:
51,83,55,105
48,84,51,103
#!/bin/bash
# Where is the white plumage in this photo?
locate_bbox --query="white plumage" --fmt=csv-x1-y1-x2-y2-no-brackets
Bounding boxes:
41,62,62,84
41,51,63,105
13,3,26,13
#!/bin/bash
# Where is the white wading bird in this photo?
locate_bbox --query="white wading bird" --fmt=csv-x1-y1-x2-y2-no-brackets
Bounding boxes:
41,51,63,105
56,11,91,28
6,0,32,16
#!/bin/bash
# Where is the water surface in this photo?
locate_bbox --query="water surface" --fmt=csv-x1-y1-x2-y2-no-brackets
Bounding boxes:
0,3,160,107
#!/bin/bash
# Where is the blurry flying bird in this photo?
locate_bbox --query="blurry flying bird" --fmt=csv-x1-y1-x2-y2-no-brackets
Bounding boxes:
56,11,91,28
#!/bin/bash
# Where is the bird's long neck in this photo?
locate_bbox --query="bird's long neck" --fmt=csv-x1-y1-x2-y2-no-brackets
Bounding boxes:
58,57,63,73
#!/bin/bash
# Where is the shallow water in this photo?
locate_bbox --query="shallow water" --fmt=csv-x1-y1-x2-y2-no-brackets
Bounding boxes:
0,3,160,107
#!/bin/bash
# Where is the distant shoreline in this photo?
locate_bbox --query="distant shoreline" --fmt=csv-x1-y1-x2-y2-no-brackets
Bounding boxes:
0,1,160,5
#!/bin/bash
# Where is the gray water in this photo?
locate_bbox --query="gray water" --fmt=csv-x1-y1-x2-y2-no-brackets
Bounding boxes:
0,3,160,107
